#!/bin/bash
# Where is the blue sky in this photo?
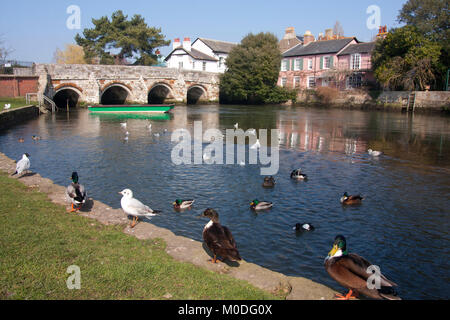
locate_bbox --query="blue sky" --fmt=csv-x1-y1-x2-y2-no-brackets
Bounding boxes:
0,0,407,63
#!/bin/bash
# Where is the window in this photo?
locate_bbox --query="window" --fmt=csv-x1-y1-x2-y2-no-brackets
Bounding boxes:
294,59,302,71
350,54,361,70
281,59,289,71
323,56,331,69
322,78,329,87
192,61,196,69
281,77,287,87
202,62,207,71
308,59,313,70
307,76,316,88
178,61,183,69
347,73,362,88
294,76,301,88
219,57,224,68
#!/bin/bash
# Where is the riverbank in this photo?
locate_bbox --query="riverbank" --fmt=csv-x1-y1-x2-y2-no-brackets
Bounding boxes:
0,105,40,130
0,152,337,300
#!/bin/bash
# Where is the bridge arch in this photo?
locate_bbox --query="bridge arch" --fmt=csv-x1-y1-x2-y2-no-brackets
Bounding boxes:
187,85,207,105
148,82,174,104
101,83,132,105
53,86,83,109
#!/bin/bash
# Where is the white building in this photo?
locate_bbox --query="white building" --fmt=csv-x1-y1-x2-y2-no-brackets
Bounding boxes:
165,37,237,73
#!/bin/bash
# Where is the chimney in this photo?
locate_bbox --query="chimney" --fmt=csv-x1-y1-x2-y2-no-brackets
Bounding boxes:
173,38,181,50
325,29,333,40
303,30,315,45
283,27,297,40
183,37,191,51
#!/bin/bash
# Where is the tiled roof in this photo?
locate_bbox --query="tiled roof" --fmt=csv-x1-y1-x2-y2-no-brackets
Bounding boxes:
283,38,356,57
164,47,218,62
337,42,376,56
197,38,238,53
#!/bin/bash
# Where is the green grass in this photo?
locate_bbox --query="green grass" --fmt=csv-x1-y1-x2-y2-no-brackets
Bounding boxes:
0,97,33,111
0,172,279,300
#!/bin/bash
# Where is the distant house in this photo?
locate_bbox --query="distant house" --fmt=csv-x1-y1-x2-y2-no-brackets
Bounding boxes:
279,27,303,53
165,37,237,73
278,31,376,90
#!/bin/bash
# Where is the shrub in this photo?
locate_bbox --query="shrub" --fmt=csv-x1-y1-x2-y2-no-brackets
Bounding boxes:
315,87,339,104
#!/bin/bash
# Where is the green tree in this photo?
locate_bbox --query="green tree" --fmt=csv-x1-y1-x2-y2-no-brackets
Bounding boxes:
398,0,449,45
372,26,442,90
220,32,296,104
75,10,170,65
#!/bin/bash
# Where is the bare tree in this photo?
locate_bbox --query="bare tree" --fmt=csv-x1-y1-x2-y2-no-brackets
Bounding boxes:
333,21,344,37
0,35,13,62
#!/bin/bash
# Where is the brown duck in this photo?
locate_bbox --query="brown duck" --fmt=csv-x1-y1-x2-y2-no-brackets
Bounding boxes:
201,208,241,264
324,235,400,300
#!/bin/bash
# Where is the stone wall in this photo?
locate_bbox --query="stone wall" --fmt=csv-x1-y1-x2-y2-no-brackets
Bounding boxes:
35,64,220,104
0,105,40,130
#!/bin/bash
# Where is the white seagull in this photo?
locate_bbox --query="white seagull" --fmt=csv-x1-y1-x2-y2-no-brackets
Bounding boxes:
250,139,261,150
119,189,161,228
368,149,382,157
12,153,30,176
120,123,127,128
4,104,11,110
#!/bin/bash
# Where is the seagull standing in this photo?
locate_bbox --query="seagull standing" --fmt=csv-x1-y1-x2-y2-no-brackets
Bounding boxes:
234,123,239,129
119,189,161,228
4,104,11,110
12,153,30,176
120,123,127,129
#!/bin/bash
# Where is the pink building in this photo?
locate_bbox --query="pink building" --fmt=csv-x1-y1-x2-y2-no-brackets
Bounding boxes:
278,37,376,91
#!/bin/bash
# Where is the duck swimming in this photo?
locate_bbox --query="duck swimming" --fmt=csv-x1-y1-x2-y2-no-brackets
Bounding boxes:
290,169,308,180
250,199,273,211
294,223,315,231
173,199,195,210
65,172,87,213
340,192,364,205
201,208,241,264
262,176,275,188
32,135,41,141
324,235,400,300
18,138,25,143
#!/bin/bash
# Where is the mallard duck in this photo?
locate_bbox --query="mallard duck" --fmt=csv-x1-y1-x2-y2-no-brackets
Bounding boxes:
201,208,241,264
294,223,315,231
340,192,364,205
65,172,87,213
12,153,30,176
262,176,275,188
324,235,400,300
119,189,161,228
250,199,273,211
18,138,25,143
368,149,382,157
173,199,195,210
32,135,41,141
291,169,308,180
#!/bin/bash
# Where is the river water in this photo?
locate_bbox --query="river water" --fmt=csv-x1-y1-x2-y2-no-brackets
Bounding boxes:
0,105,449,299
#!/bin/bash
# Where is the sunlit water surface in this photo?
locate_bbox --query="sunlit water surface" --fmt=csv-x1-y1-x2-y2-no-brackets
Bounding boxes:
0,105,449,299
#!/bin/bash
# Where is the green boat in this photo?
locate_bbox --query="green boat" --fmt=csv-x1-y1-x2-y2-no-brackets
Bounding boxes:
88,104,174,113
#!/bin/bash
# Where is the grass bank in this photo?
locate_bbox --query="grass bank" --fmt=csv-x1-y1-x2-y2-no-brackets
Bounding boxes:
0,172,278,300
0,97,32,111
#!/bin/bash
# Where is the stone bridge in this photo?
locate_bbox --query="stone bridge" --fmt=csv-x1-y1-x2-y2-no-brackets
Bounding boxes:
35,64,220,108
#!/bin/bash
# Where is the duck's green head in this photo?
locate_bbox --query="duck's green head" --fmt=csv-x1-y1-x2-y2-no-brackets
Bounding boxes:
251,199,259,206
328,235,348,258
174,199,182,205
71,172,79,184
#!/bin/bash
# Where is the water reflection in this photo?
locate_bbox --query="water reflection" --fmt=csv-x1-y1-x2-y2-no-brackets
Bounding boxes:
0,105,449,300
